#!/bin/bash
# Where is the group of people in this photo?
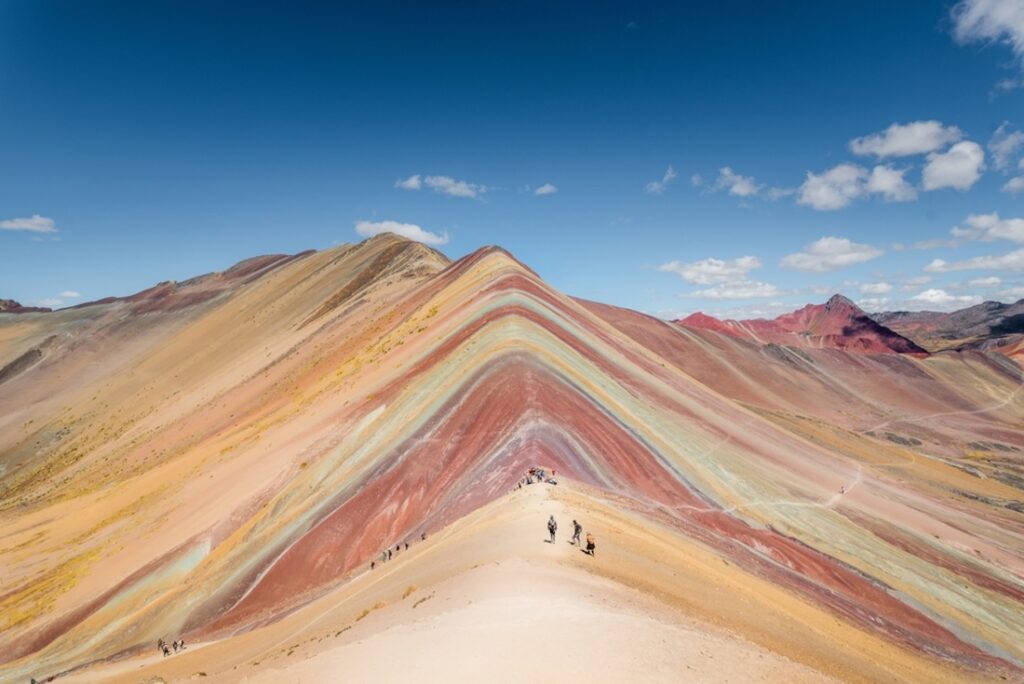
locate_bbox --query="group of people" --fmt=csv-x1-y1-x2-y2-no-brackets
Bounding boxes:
547,516,596,556
370,532,426,570
517,466,558,489
157,637,186,657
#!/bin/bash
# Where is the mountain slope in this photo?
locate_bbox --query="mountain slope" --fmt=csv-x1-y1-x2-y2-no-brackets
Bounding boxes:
2,236,1023,683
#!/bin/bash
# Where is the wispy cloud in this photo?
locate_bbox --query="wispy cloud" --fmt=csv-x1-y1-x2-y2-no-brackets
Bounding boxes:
534,183,558,195
860,281,893,294
988,122,1024,170
395,174,487,198
1005,176,1024,193
645,165,678,194
910,288,983,308
59,290,80,298
968,276,1002,287
925,249,1024,272
657,256,762,284
682,280,784,299
951,212,1024,243
781,236,884,272
395,174,422,190
714,167,762,197
952,1,1024,69
0,214,57,233
354,219,449,246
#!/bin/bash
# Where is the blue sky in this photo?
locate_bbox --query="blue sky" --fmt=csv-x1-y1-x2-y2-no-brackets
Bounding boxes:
2,1,1024,318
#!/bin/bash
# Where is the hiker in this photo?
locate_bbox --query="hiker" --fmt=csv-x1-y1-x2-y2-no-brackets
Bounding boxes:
381,550,387,563
571,520,582,545
395,544,400,553
162,645,171,657
371,561,375,570
585,532,596,556
547,515,557,543
388,549,392,560
421,532,426,541
157,638,164,653
405,542,409,551
179,639,186,650
839,486,846,494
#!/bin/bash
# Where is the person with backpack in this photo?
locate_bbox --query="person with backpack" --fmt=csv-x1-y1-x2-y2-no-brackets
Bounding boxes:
585,532,596,556
571,520,582,545
547,515,557,543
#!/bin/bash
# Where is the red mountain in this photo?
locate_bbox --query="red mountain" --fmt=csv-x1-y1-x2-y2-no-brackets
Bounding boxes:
677,294,928,354
0,299,51,314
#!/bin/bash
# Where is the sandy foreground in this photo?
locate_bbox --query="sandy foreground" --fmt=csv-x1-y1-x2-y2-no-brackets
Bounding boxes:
55,483,847,684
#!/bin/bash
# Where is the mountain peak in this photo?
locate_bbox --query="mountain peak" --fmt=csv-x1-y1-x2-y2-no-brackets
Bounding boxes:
824,293,859,312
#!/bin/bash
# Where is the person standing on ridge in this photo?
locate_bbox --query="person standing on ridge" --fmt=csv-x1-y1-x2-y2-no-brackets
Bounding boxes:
547,515,557,543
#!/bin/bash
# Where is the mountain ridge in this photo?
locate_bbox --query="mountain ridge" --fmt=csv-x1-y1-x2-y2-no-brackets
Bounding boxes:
2,233,1022,682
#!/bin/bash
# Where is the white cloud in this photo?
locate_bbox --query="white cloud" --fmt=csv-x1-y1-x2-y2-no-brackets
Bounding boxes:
850,120,963,158
657,256,762,285
36,298,63,307
796,163,867,210
690,173,703,187
423,175,486,198
925,249,1024,271
952,1,1024,66
645,165,678,194
910,288,983,308
951,212,1024,242
866,164,917,202
997,284,1024,299
684,280,784,299
715,167,763,197
968,276,1002,287
534,183,558,195
59,290,80,298
781,236,884,272
921,141,985,191
1004,176,1024,193
857,297,891,312
395,174,423,190
0,214,57,233
988,122,1024,170
354,220,449,246
860,281,893,294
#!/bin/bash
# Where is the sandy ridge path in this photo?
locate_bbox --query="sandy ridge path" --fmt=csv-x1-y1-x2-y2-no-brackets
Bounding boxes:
56,483,840,684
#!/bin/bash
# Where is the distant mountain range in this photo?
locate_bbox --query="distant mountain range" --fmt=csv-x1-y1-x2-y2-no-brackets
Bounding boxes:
678,294,1024,361
0,298,51,314
875,299,1024,353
